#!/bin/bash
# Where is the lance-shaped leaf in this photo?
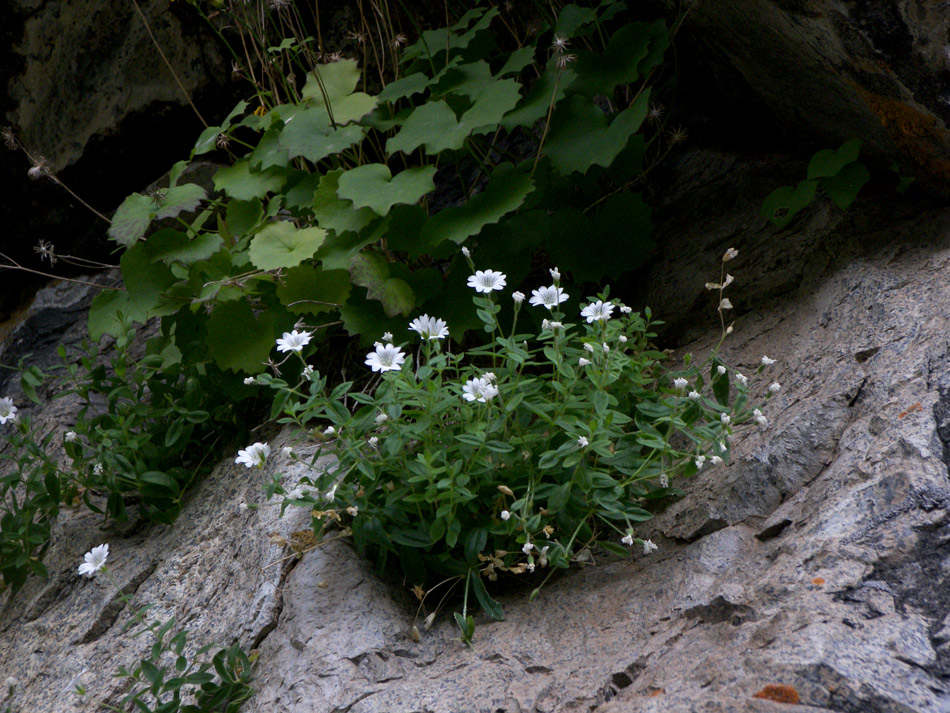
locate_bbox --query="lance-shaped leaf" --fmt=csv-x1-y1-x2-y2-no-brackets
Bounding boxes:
248,222,327,270
336,164,436,216
386,78,522,155
545,91,650,175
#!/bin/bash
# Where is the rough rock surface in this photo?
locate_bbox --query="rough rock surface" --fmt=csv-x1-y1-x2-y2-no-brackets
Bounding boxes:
3,157,950,712
657,0,950,192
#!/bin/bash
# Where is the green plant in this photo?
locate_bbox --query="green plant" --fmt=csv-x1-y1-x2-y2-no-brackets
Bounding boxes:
0,320,250,592
93,0,678,383
760,138,870,228
74,545,254,713
257,248,778,643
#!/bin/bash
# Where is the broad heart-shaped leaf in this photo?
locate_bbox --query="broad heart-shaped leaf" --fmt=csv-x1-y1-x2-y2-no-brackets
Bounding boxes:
378,72,431,103
145,229,224,265
107,184,207,246
546,193,653,282
807,138,862,180
337,164,437,216
109,193,155,246
501,63,576,130
313,169,377,235
90,244,179,339
760,179,818,228
402,7,500,63
300,59,377,125
154,184,206,220
340,287,410,344
248,222,327,270
279,105,367,163
276,264,352,315
418,163,534,255
213,161,287,200
249,127,290,170
554,4,597,37
206,299,275,373
820,161,870,210
569,21,667,97
545,91,650,175
225,198,263,237
386,79,522,155
349,251,415,317
315,217,388,271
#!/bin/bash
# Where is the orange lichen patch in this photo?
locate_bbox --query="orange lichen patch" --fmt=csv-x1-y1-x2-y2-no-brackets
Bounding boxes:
811,577,825,586
899,402,923,419
647,688,664,697
853,84,950,182
752,684,800,704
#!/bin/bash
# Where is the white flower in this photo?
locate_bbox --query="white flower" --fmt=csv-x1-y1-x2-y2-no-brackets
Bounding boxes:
368,436,379,448
659,473,669,488
577,436,589,448
769,382,781,393
522,541,534,555
688,390,701,400
722,247,738,262
619,335,628,343
735,373,748,386
620,305,633,314
719,440,728,452
281,446,294,457
549,267,561,281
642,539,658,554
461,246,471,258
673,377,688,390
621,532,635,546
243,376,256,385
720,413,731,425
717,365,727,375
65,431,77,442
77,544,109,577
381,332,393,343
276,329,312,353
484,372,497,382
408,314,449,340
239,502,249,511
462,376,498,403
324,426,336,436
93,462,104,476
467,269,507,293
375,413,389,425
5,677,16,689
695,455,706,468
578,357,591,367
602,343,610,353
753,409,768,427
580,300,615,323
347,506,359,516
512,291,525,304
761,355,776,366
584,342,595,353
719,298,733,310
538,546,549,567
0,398,17,425
235,442,270,468
529,285,569,309
365,343,407,373
710,455,723,465
501,510,511,521
303,365,315,380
